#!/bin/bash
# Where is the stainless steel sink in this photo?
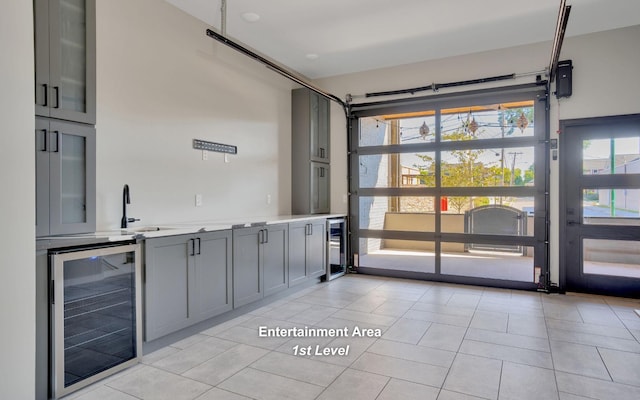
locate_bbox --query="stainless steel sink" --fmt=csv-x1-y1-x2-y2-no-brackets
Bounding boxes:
122,226,176,234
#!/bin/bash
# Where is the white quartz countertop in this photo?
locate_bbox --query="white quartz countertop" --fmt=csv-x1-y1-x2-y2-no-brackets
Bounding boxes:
37,214,346,247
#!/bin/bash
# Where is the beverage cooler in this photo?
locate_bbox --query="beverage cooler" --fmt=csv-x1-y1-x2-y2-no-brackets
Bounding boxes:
48,243,142,398
326,218,347,280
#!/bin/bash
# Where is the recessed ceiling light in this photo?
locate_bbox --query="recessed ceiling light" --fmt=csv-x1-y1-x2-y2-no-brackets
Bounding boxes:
241,12,260,22
306,53,319,60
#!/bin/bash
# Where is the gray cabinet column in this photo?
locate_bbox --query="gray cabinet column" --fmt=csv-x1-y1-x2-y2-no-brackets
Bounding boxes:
292,88,331,214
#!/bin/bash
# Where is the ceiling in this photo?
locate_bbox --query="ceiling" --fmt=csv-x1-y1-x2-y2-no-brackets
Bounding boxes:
166,0,640,79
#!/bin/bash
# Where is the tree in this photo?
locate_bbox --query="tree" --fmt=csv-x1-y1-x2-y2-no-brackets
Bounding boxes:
412,108,534,213
415,121,491,213
524,164,534,185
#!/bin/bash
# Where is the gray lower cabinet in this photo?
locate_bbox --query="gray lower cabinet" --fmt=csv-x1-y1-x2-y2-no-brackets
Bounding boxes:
144,230,232,341
233,224,288,308
36,117,96,237
288,219,326,286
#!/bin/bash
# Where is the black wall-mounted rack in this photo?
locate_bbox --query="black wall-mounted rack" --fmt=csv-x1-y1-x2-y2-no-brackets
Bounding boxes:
193,139,237,154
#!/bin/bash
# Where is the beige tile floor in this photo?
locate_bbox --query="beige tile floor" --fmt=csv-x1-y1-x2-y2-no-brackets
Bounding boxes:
64,274,640,400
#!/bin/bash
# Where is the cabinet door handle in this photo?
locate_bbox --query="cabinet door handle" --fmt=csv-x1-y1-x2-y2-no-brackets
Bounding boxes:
42,84,48,107
258,230,264,244
264,229,269,244
54,86,60,109
189,238,195,256
196,238,201,255
309,224,313,235
52,131,60,153
39,130,48,152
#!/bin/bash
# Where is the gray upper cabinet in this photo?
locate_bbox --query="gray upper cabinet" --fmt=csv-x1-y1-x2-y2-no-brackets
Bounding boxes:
36,117,96,237
233,224,289,308
309,92,330,162
288,219,326,287
292,88,331,214
310,162,330,214
34,0,96,125
144,230,232,341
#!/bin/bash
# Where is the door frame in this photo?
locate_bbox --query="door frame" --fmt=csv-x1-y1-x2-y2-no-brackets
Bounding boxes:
559,113,640,297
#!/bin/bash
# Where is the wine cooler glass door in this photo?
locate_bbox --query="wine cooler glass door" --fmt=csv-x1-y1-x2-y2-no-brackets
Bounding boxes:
51,243,141,398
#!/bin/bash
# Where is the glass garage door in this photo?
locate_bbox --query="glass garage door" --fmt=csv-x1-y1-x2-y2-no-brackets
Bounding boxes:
350,87,548,289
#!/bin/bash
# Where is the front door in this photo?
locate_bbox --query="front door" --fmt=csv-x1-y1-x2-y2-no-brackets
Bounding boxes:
560,114,640,297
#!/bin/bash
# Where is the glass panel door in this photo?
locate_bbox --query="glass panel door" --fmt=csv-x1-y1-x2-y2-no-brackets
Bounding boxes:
561,114,640,296
52,244,142,398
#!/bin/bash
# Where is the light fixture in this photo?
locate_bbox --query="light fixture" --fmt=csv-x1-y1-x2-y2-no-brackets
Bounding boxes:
241,12,260,22
516,112,529,132
419,122,430,139
306,53,319,60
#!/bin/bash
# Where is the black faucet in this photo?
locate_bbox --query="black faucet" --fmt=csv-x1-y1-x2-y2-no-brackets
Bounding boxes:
120,184,139,229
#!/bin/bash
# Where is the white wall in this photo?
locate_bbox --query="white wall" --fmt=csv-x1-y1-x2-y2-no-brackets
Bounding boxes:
0,1,35,398
548,25,640,283
95,0,295,230
317,25,640,284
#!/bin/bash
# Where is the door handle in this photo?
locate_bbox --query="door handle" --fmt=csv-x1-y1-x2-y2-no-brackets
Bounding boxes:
264,229,269,244
258,230,264,245
54,86,60,109
42,84,48,107
52,131,60,153
39,130,48,152
189,238,196,256
196,238,201,255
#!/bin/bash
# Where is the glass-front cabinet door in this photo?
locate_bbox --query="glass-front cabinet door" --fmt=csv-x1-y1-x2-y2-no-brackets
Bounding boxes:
35,0,96,124
37,118,96,236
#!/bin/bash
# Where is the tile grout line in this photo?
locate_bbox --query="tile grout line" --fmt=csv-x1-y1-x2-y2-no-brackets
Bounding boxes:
497,360,504,399
543,293,564,400
436,288,483,396
595,346,615,383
